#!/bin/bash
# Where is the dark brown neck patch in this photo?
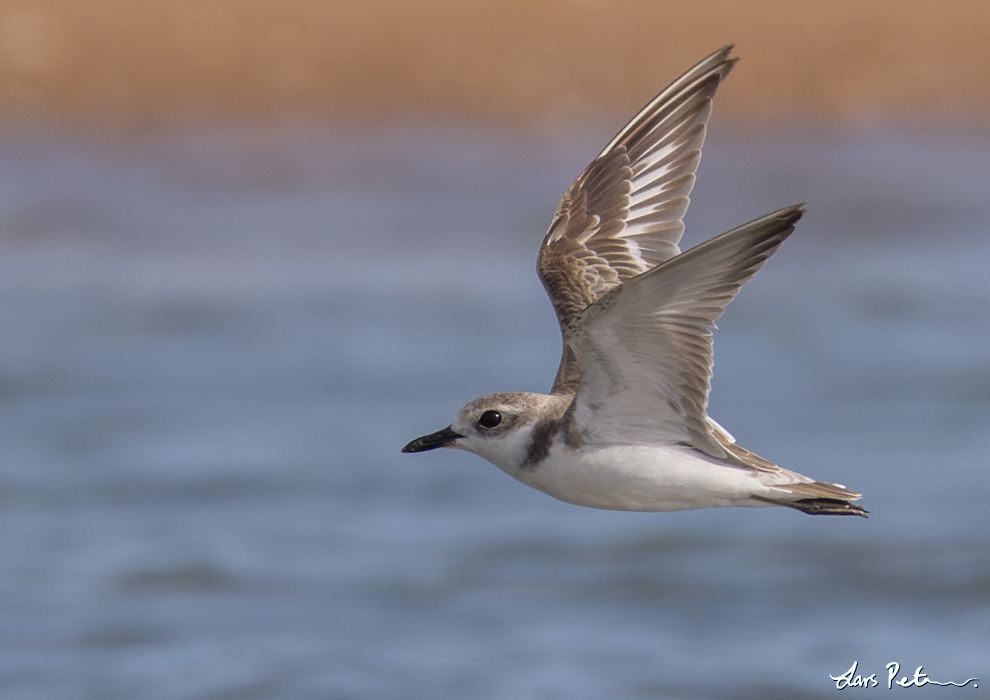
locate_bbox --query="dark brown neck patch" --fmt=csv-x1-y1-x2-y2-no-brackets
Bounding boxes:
521,417,561,470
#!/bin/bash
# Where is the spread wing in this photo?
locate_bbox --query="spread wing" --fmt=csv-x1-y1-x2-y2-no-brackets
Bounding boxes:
538,45,737,394
566,205,804,460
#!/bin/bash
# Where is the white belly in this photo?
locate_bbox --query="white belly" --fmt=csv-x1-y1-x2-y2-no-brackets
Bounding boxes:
515,443,771,512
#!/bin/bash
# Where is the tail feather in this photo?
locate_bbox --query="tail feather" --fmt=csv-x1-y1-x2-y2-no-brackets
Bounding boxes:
752,494,869,517
783,497,869,517
723,438,867,517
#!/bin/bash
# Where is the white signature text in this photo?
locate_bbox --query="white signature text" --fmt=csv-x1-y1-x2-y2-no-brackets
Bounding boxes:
830,661,978,689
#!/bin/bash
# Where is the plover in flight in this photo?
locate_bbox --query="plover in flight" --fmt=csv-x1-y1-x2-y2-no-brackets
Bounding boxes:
403,46,866,517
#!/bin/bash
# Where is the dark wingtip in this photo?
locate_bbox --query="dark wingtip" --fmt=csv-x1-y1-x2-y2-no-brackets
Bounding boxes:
715,44,739,75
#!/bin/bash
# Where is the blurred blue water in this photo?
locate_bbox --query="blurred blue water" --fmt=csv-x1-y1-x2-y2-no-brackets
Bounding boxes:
0,124,987,699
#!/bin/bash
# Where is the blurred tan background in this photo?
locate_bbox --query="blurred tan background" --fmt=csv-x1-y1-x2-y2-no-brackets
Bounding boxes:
0,0,988,130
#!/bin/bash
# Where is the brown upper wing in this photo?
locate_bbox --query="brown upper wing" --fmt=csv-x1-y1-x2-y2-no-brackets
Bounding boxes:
538,46,737,394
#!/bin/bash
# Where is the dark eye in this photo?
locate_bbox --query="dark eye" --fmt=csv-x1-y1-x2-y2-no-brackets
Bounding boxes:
477,410,502,429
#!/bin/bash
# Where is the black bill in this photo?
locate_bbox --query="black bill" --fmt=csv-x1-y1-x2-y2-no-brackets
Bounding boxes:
402,426,463,453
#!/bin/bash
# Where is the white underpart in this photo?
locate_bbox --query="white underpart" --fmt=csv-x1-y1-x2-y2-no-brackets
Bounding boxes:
517,443,772,512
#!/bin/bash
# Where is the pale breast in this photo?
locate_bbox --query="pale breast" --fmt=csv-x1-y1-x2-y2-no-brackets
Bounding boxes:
515,443,770,512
